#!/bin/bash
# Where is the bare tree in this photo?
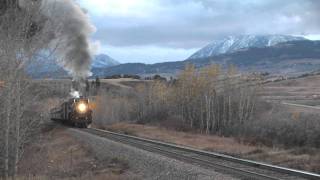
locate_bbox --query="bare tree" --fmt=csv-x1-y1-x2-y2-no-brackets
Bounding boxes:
0,1,53,178
128,64,260,134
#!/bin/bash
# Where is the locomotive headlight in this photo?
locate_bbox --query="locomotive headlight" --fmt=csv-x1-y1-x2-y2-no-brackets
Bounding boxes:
77,103,87,113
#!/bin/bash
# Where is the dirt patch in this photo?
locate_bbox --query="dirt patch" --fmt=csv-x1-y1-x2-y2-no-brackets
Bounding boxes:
106,123,320,173
18,124,134,179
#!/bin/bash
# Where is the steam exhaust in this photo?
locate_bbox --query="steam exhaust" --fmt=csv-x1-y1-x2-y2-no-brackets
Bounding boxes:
40,0,96,97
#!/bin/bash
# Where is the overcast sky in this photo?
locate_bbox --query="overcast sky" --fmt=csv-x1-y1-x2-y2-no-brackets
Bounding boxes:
78,0,320,64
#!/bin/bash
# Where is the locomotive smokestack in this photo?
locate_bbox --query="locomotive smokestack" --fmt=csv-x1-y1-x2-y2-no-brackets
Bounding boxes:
40,0,95,82
70,89,80,98
71,79,85,98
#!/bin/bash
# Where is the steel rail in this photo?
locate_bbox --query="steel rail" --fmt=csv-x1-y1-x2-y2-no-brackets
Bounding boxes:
84,128,320,180
85,129,280,180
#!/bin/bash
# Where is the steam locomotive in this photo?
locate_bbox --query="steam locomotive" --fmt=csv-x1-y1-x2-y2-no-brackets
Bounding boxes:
50,97,92,128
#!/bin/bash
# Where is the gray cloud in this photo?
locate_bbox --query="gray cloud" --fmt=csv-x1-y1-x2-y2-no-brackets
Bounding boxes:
76,0,320,63
86,0,320,49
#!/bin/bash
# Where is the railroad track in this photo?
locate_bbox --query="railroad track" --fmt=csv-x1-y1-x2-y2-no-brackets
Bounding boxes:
81,128,320,180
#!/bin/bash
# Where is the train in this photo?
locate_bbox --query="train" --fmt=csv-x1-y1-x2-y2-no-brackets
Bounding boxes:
50,97,93,128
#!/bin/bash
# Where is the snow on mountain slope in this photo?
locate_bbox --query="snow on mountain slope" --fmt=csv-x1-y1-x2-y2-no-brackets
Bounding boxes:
92,54,120,68
28,53,120,78
189,35,306,59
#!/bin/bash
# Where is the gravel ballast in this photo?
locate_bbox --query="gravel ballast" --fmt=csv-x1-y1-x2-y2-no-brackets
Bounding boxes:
68,128,239,180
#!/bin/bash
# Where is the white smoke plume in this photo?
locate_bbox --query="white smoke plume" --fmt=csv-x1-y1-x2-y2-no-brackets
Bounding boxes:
70,89,80,98
40,0,96,81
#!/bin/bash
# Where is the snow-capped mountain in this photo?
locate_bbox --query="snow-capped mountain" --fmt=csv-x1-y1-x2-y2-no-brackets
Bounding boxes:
28,53,120,78
189,35,306,59
97,40,320,77
92,54,120,68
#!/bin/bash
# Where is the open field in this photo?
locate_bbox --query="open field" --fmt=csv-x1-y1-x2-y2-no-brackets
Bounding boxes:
98,75,320,107
262,75,320,105
99,78,147,89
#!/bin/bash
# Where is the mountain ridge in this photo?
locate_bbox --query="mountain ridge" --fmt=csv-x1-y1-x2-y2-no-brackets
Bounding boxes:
92,54,120,68
28,37,320,78
28,53,120,78
189,35,306,59
92,40,320,77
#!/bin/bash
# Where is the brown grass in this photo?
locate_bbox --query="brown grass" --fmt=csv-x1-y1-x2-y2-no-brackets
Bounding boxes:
99,78,145,89
106,123,320,173
17,125,138,179
107,123,256,155
262,74,320,104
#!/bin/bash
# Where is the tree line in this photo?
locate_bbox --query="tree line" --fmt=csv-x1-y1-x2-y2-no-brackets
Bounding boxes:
133,64,260,134
96,64,261,135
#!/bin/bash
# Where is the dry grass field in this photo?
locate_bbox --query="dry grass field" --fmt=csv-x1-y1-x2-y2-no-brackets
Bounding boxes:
99,78,145,89
262,75,320,105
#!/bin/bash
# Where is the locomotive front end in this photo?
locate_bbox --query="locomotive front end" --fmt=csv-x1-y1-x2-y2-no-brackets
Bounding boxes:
50,96,93,128
76,101,88,114
71,97,92,128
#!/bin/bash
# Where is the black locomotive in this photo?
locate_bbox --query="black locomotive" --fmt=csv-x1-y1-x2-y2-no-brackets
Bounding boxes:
50,97,93,128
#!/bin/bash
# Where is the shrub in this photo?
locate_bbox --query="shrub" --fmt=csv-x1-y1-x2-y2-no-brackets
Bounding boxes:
240,104,320,148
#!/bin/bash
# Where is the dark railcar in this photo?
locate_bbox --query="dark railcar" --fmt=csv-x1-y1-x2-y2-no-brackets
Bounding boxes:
50,97,92,128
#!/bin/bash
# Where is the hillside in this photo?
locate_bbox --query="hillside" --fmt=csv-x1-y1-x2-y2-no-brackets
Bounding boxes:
28,40,320,78
94,40,320,77
92,54,120,68
29,53,120,78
